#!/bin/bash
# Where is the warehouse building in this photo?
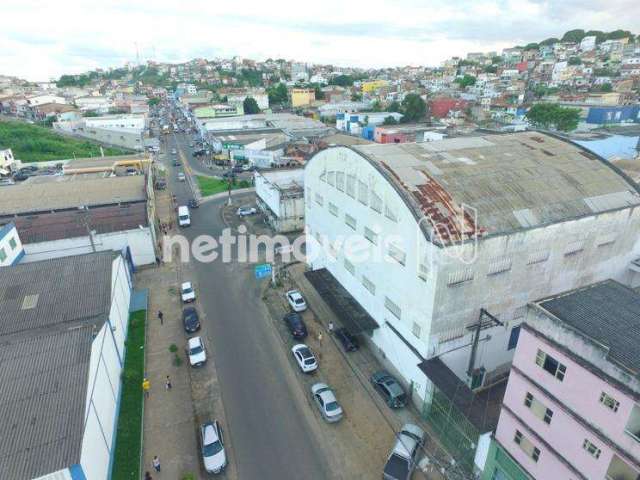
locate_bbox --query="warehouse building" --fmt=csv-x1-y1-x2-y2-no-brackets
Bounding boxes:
255,168,305,233
0,174,157,266
0,252,132,480
304,131,640,409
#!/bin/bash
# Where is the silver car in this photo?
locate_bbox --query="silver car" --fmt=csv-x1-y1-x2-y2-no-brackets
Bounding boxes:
311,383,343,423
200,420,227,474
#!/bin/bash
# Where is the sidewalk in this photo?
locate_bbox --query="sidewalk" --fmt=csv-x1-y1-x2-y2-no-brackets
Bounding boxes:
138,262,201,479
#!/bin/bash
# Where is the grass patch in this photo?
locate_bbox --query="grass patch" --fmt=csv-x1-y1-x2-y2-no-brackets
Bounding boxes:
196,176,250,196
112,309,146,480
0,120,130,162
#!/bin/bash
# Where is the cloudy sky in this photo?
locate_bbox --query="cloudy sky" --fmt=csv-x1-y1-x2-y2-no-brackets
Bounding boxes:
1,0,639,81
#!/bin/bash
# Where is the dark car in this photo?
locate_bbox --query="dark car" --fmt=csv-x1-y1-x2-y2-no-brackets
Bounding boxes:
182,307,201,333
222,171,236,180
188,199,200,209
284,312,308,339
335,328,359,352
370,371,407,409
232,165,244,174
13,173,30,181
173,159,181,166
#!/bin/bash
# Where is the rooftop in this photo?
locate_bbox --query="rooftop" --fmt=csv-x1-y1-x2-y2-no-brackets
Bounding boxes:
536,280,640,376
0,252,115,479
351,132,640,245
0,174,146,216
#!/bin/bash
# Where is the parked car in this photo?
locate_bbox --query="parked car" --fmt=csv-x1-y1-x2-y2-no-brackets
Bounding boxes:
283,312,308,339
182,306,200,333
187,336,207,367
334,328,359,352
188,198,199,209
155,179,167,190
383,424,425,480
311,383,343,423
181,281,196,303
370,371,407,408
232,165,244,174
13,173,30,181
222,171,236,180
200,420,227,474
236,206,257,217
173,159,181,166
171,148,177,155
178,172,186,182
291,344,318,373
286,289,307,312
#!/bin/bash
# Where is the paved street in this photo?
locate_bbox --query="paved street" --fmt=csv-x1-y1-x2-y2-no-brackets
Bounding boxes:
161,132,333,479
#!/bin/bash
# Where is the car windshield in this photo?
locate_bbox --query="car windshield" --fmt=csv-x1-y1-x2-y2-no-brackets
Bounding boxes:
304,357,316,366
179,215,189,221
190,345,203,355
203,440,223,457
183,287,193,294
294,298,304,304
325,401,339,412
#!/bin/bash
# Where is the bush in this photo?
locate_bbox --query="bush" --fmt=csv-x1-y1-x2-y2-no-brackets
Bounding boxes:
173,353,183,367
169,343,178,353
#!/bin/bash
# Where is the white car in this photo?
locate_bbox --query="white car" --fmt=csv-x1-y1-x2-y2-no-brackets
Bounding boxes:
178,172,186,182
187,336,207,367
171,148,177,155
181,281,196,303
291,344,318,373
236,206,257,217
311,383,344,423
286,289,307,312
200,420,227,474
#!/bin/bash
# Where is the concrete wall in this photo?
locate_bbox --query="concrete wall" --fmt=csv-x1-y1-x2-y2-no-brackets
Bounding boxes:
79,255,130,480
21,228,156,267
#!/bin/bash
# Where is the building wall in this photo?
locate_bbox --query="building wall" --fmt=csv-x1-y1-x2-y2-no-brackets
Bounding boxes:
84,115,146,130
291,89,315,107
0,223,24,266
255,169,305,232
80,255,130,480
21,228,156,267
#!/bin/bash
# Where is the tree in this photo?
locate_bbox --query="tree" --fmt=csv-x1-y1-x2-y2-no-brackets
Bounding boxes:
82,110,100,117
243,97,260,114
491,56,503,64
329,74,354,87
483,65,498,74
455,74,477,88
568,56,582,65
387,100,401,113
523,43,539,51
147,98,160,106
267,83,288,104
561,29,586,43
313,85,325,100
525,103,580,132
382,115,398,125
539,37,559,46
400,93,426,123
598,83,613,93
351,92,362,101
370,100,383,112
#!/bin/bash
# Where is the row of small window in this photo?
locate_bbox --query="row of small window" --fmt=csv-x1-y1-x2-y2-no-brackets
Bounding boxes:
317,170,399,222
535,349,622,412
514,430,602,463
0,236,19,262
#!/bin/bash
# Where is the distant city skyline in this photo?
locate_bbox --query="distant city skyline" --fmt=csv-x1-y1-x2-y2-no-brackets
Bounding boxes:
2,0,639,81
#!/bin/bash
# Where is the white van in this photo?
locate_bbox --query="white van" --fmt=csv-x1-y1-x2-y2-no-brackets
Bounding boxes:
178,205,191,227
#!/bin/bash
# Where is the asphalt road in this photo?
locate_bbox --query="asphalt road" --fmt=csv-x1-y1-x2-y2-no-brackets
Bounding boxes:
161,130,332,480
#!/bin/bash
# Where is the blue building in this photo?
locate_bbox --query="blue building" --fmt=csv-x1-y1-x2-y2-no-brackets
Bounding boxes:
586,105,640,125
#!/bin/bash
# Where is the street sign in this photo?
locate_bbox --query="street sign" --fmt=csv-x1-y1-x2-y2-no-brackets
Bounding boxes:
254,263,272,279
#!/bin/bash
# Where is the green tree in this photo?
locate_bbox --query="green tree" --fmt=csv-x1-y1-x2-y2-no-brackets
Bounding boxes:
387,100,401,113
525,103,580,132
313,85,325,100
147,98,160,106
523,43,539,51
351,92,362,101
382,115,398,125
568,56,582,65
491,56,503,64
82,110,100,117
455,74,477,88
243,97,260,114
267,83,288,104
539,37,559,46
370,100,382,112
598,83,613,93
400,93,426,122
483,65,498,74
561,29,586,43
329,74,354,87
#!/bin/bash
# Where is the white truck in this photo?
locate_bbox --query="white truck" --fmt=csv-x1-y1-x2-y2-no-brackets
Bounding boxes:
178,205,191,227
383,424,425,480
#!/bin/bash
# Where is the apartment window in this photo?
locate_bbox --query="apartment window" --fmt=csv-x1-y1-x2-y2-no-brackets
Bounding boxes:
345,214,357,230
362,276,376,295
583,439,601,459
370,190,383,213
507,326,521,350
385,204,398,222
600,392,620,412
524,392,554,425
565,240,585,257
447,268,474,286
387,243,406,266
488,257,512,276
0,247,6,262
315,193,324,206
527,250,549,265
327,171,335,186
384,297,401,320
514,430,540,462
319,170,327,183
328,202,339,217
357,180,368,205
344,258,355,275
336,172,345,191
9,237,17,250
364,227,378,245
346,174,356,198
412,322,422,339
418,263,429,282
535,349,567,381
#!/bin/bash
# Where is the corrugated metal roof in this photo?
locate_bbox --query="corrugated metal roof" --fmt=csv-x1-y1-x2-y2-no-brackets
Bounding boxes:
538,280,640,375
353,132,640,245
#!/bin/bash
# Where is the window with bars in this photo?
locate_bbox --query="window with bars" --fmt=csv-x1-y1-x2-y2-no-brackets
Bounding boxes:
527,250,549,265
344,258,355,275
514,430,541,462
412,322,422,339
524,392,554,424
387,243,406,266
418,263,429,281
336,172,345,191
346,174,356,198
535,349,567,381
583,439,601,459
315,193,324,206
384,297,401,320
357,180,368,205
345,214,356,230
362,276,376,295
364,227,378,245
599,392,620,412
370,190,383,213
385,204,398,222
327,171,335,186
328,202,339,217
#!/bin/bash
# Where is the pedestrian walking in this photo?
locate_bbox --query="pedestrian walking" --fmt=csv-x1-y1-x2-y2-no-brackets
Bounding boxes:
142,377,151,398
317,332,323,347
158,310,164,325
328,321,334,334
144,471,152,480
152,456,161,472
165,375,172,390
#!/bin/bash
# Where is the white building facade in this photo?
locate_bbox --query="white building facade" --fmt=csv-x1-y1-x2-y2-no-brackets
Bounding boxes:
304,133,640,406
255,168,305,233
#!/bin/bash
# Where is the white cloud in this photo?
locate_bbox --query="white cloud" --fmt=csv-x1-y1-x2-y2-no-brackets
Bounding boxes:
0,0,638,80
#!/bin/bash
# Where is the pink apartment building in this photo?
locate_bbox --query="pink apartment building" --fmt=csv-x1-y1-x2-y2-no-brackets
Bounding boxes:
482,280,640,480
